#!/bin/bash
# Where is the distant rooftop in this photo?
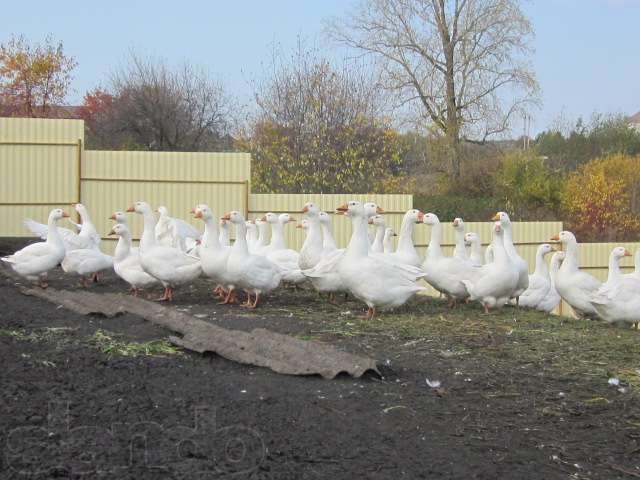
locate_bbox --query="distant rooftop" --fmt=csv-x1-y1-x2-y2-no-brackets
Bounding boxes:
629,111,640,124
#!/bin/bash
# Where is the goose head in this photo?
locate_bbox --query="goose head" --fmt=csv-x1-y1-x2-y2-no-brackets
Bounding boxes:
156,206,169,217
611,246,632,260
108,223,129,237
363,202,384,218
538,243,555,257
492,211,511,227
262,212,278,224
422,212,440,226
318,211,331,225
221,211,245,225
127,201,153,216
109,211,127,223
72,203,88,216
301,202,320,217
492,222,504,238
279,213,295,225
550,230,576,246
406,209,424,224
296,219,309,230
336,200,363,218
50,208,70,222
192,204,213,221
452,217,465,231
368,214,385,227
384,227,397,238
464,232,479,246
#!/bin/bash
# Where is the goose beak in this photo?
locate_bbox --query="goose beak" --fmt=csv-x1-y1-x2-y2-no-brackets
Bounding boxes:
417,211,424,223
189,208,195,214
376,207,385,214
194,211,203,219
550,234,560,241
625,249,632,257
221,213,231,221
260,216,267,221
107,228,116,236
301,206,309,213
368,218,374,224
336,203,348,214
61,211,70,218
491,213,501,221
109,214,116,220
126,205,135,212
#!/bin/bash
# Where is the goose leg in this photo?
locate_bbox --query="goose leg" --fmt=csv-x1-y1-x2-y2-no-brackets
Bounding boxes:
249,292,260,309
328,292,339,305
38,275,48,289
157,287,172,301
167,287,174,301
240,292,253,308
218,288,235,305
483,303,490,314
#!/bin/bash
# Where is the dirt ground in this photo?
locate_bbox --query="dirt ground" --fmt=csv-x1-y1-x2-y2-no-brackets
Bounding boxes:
1,238,639,479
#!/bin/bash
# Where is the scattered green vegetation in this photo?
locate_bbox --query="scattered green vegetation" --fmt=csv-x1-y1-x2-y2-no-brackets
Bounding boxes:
87,330,183,358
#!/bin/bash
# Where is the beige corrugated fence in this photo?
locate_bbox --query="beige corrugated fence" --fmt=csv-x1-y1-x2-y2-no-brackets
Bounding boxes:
2,117,637,319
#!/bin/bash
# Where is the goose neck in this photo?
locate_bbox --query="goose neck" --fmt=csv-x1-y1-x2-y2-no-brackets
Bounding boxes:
607,254,622,284
535,250,549,278
321,223,337,250
346,215,369,257
114,231,132,261
427,222,443,257
270,222,286,250
232,222,249,254
203,217,220,249
140,211,157,252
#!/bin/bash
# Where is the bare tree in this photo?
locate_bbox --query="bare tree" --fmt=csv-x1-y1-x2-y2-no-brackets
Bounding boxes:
327,0,539,180
241,40,404,193
85,55,234,151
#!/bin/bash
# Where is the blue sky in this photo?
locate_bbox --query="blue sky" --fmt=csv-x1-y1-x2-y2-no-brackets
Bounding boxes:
3,0,639,134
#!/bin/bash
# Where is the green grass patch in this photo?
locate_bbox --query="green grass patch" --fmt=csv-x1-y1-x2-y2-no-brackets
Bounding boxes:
87,329,183,358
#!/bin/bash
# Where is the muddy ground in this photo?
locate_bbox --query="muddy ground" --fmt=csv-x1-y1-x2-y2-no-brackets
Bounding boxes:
1,238,639,479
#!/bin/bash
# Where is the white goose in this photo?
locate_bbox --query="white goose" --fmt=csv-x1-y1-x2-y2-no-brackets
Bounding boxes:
369,214,386,254
452,218,467,260
464,232,484,266
61,243,113,286
517,243,559,313
2,208,68,287
155,206,201,251
387,209,423,267
253,218,270,254
461,222,519,313
263,213,305,284
493,212,529,302
304,212,347,299
421,213,475,304
223,210,282,308
590,247,640,325
383,227,397,254
24,203,100,251
219,219,231,247
335,201,426,319
192,204,235,302
246,221,258,252
109,223,158,295
129,201,201,301
540,251,563,314
299,202,323,270
551,231,601,318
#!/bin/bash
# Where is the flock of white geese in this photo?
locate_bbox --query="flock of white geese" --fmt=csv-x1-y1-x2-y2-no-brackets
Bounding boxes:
2,200,639,325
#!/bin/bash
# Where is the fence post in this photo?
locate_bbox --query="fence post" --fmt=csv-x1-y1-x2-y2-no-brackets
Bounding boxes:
244,179,250,218
76,138,83,222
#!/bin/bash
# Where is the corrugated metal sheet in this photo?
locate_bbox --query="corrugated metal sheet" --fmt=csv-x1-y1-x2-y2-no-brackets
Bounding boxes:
0,205,76,237
1,144,79,203
0,117,83,143
84,150,250,182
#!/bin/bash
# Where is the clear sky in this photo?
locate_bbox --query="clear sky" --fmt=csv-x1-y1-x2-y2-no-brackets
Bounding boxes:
2,0,639,134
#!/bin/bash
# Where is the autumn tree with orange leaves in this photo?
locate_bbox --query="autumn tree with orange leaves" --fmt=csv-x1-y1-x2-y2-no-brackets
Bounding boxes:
0,35,77,117
563,154,640,241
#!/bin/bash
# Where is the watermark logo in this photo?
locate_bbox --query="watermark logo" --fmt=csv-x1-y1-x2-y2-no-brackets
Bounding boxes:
5,401,265,477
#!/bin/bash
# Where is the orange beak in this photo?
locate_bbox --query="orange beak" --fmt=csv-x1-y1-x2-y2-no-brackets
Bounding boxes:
368,218,374,225
491,213,501,221
417,211,424,223
61,211,70,218
221,213,231,221
260,216,267,221
194,211,203,219
296,224,303,229
109,214,116,220
550,234,560,241
625,249,632,257
107,228,116,236
376,207,384,214
336,203,348,213
301,206,309,213
126,205,135,213
189,208,195,214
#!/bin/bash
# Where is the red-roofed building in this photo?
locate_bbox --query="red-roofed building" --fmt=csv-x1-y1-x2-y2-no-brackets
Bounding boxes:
629,111,640,132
